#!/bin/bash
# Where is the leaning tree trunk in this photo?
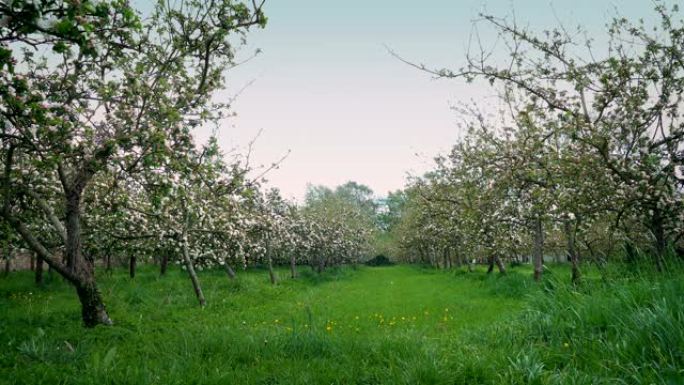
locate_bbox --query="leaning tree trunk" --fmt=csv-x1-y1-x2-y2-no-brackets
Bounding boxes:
75,279,112,327
181,235,205,307
487,255,495,274
224,262,236,280
564,219,581,284
495,255,507,275
533,216,544,282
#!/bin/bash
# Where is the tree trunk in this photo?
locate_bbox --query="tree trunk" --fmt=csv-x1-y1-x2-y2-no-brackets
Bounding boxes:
181,237,205,306
129,256,136,278
75,280,112,327
35,254,44,285
105,254,112,274
651,208,666,271
160,253,169,276
223,261,236,280
3,256,9,277
495,255,506,275
267,254,277,285
317,255,325,274
533,216,544,281
430,248,437,268
290,254,297,279
453,250,462,267
65,189,113,327
486,255,495,274
30,254,35,271
564,219,581,284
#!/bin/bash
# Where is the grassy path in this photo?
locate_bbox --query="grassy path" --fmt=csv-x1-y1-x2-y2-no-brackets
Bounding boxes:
1,265,530,384
281,266,524,337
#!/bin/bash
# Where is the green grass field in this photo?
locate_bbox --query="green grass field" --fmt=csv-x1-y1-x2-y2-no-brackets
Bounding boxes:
1,264,682,384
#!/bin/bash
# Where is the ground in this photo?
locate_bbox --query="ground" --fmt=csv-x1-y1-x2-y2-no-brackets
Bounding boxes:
0,264,681,384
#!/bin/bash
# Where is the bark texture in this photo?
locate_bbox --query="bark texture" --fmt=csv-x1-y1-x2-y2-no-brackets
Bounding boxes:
182,236,205,306
565,220,581,284
533,217,544,282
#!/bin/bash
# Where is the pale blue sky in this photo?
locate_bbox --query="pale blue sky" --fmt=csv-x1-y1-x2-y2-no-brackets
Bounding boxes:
200,0,670,201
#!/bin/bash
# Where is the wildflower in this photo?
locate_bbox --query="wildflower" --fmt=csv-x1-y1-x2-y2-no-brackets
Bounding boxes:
326,325,332,332
563,342,570,348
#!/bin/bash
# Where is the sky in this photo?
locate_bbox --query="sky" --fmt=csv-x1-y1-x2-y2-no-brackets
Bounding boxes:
200,0,668,201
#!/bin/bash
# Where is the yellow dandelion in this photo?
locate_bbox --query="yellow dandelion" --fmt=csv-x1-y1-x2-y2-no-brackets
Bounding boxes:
326,325,333,332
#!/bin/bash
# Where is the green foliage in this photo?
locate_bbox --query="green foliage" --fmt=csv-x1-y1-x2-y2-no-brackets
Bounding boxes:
365,255,394,267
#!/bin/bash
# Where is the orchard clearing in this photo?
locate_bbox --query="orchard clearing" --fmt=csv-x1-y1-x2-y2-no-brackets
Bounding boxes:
1,264,682,384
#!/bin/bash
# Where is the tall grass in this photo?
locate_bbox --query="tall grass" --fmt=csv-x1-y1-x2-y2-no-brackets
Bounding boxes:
0,263,682,384
459,264,684,384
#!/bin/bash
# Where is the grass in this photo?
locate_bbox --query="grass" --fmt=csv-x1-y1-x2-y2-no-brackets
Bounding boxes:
0,263,682,384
